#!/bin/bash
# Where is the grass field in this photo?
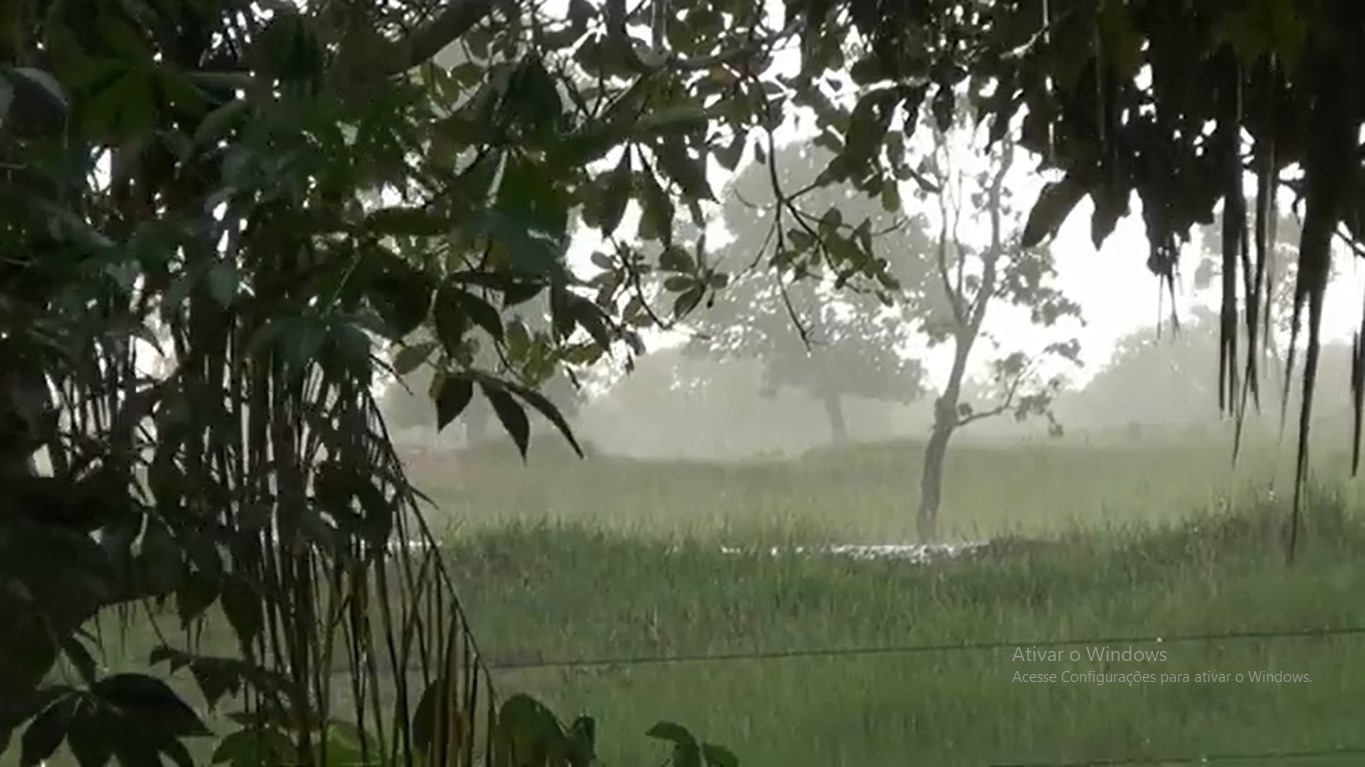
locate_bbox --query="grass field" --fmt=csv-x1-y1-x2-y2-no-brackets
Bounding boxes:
410,422,1361,545
408,430,1365,765
9,429,1365,767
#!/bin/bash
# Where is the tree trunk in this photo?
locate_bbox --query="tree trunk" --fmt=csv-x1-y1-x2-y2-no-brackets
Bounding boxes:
821,390,850,446
918,348,970,543
917,421,954,542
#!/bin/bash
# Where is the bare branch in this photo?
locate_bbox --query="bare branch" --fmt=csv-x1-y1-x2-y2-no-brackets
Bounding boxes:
956,357,1031,427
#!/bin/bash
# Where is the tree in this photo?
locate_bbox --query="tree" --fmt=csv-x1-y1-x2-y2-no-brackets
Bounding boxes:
1066,308,1233,433
906,104,1082,542
807,0,1365,554
1066,306,1356,438
1,1,768,762
683,145,930,445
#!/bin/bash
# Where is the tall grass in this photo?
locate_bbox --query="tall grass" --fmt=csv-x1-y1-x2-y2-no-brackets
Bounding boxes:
411,435,1365,765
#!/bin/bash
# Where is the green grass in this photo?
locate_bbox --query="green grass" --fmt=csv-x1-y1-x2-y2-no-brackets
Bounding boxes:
407,433,1365,765
442,490,1365,766
415,425,1349,545
10,432,1365,767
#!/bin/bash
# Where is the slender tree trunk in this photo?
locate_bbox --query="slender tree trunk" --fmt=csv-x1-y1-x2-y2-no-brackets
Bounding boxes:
918,346,971,543
821,390,850,446
917,418,955,542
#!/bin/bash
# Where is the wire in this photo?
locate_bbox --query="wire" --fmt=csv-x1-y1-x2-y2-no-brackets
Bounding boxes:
993,744,1365,766
487,624,1365,671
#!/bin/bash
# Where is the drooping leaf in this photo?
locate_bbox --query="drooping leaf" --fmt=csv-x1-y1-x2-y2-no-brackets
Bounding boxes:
701,743,741,767
436,375,475,431
599,148,633,235
7,66,68,110
19,697,73,767
492,376,585,458
653,138,714,202
1021,177,1086,248
480,381,531,458
219,577,263,646
637,168,675,243
91,674,210,737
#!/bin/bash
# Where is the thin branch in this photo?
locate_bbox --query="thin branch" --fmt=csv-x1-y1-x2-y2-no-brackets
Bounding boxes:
386,0,499,75
957,359,1031,427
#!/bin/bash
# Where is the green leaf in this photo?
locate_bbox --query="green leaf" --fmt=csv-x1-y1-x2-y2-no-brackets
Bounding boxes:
91,675,209,737
7,66,68,110
174,571,219,629
20,698,73,767
205,261,238,307
450,285,506,342
433,286,469,355
637,170,674,243
880,182,901,213
646,721,697,747
410,676,446,758
1021,177,1085,248
393,341,437,375
0,75,15,123
843,90,897,166
648,721,702,767
473,210,568,279
480,381,531,458
637,104,712,137
505,56,563,137
494,155,571,261
279,316,328,373
491,375,584,457
211,728,292,767
436,375,475,431
190,99,247,150
702,743,740,767
365,207,448,237
653,138,714,202
599,148,633,235
368,253,434,339
219,577,263,645
715,135,745,172
66,714,114,767
659,245,695,273
673,286,704,318
568,295,613,349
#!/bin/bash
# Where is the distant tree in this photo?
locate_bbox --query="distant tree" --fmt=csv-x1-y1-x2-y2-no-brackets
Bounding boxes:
1066,305,1355,436
685,144,937,445
1065,307,1225,431
682,275,928,446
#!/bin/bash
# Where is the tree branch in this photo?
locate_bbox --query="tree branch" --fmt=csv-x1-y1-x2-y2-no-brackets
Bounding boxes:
956,359,1029,427
930,131,968,329
389,0,498,74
